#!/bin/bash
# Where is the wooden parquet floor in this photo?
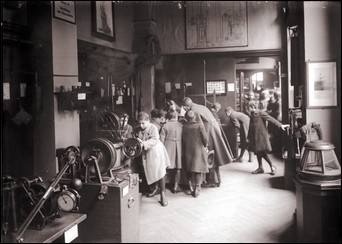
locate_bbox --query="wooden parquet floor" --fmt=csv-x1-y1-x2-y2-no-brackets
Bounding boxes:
139,153,297,243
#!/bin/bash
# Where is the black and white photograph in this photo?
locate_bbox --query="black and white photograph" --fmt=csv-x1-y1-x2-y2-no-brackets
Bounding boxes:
307,61,337,108
91,1,115,41
1,1,341,243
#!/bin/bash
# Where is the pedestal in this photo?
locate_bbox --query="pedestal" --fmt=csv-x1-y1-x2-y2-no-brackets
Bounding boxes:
77,176,140,243
294,177,341,243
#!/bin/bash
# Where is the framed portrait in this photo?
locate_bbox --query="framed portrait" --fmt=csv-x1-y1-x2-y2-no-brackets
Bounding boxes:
53,1,76,24
91,1,115,41
306,61,337,108
206,80,227,95
185,1,248,49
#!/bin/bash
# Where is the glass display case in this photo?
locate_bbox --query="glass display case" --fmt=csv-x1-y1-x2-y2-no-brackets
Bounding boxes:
298,140,341,181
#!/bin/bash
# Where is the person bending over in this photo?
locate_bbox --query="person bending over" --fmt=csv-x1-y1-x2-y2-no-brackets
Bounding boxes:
134,111,171,206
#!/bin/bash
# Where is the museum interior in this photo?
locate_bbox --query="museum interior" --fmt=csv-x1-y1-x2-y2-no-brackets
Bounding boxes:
1,1,341,243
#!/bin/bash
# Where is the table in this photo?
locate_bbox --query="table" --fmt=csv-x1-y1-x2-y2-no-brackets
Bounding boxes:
2,213,87,243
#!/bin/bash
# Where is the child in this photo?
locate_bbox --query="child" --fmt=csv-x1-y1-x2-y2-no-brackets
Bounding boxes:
182,97,234,188
134,111,171,206
182,110,209,197
148,108,166,194
225,106,252,163
160,110,183,194
159,109,167,126
119,113,133,140
247,101,289,175
150,108,163,133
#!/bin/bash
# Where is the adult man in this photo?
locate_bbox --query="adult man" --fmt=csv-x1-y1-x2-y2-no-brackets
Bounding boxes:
225,107,252,163
182,97,234,186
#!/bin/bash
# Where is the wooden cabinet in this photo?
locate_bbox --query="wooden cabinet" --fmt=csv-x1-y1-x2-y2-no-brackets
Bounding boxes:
77,176,140,243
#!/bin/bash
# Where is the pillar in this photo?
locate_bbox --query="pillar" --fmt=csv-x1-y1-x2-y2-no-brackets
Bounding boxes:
133,2,157,115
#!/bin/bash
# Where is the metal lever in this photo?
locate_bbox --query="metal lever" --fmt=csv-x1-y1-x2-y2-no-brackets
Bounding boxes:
98,185,108,200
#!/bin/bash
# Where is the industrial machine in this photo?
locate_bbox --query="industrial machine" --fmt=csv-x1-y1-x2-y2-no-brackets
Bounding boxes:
2,110,141,243
76,110,141,243
1,147,82,243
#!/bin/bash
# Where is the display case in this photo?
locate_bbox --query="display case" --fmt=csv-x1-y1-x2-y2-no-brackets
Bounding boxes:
298,140,341,181
294,140,341,243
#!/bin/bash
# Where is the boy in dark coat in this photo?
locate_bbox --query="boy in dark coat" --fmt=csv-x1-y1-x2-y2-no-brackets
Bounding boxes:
247,101,289,175
182,110,209,197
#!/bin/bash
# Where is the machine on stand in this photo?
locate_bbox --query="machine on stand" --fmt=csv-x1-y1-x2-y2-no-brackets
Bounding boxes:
1,147,83,243
76,110,141,243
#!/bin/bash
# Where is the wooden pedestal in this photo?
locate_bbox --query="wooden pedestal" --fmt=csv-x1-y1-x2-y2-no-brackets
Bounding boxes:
77,177,140,243
294,178,341,243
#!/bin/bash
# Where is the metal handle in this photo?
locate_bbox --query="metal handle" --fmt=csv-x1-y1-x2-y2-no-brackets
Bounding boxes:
98,185,108,200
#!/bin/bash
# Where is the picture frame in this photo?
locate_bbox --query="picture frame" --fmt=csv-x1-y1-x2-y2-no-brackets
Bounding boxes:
91,1,115,41
206,80,227,95
185,1,248,49
306,61,337,108
53,1,76,24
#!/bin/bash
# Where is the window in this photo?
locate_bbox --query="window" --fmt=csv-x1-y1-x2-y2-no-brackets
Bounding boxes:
251,72,264,90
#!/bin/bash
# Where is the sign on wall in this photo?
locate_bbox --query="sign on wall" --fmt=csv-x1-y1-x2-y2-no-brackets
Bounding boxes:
53,1,76,24
185,1,248,49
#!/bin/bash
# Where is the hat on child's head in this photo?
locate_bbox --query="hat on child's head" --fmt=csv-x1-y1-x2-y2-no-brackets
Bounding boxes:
150,109,160,118
185,110,195,121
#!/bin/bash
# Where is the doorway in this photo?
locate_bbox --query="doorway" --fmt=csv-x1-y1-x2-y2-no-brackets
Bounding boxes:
235,56,282,118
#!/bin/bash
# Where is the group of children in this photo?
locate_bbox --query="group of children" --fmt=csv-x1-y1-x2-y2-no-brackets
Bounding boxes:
119,93,288,207
119,108,207,207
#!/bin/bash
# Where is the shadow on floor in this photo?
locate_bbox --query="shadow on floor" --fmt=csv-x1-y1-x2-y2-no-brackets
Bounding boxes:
269,176,286,190
277,212,298,243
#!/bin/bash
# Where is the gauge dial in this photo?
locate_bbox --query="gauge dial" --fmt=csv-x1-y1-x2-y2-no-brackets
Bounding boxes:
57,190,79,212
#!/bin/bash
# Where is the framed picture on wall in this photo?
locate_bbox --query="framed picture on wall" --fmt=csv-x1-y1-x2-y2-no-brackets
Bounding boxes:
185,1,248,49
91,1,115,41
53,1,76,24
306,61,337,108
